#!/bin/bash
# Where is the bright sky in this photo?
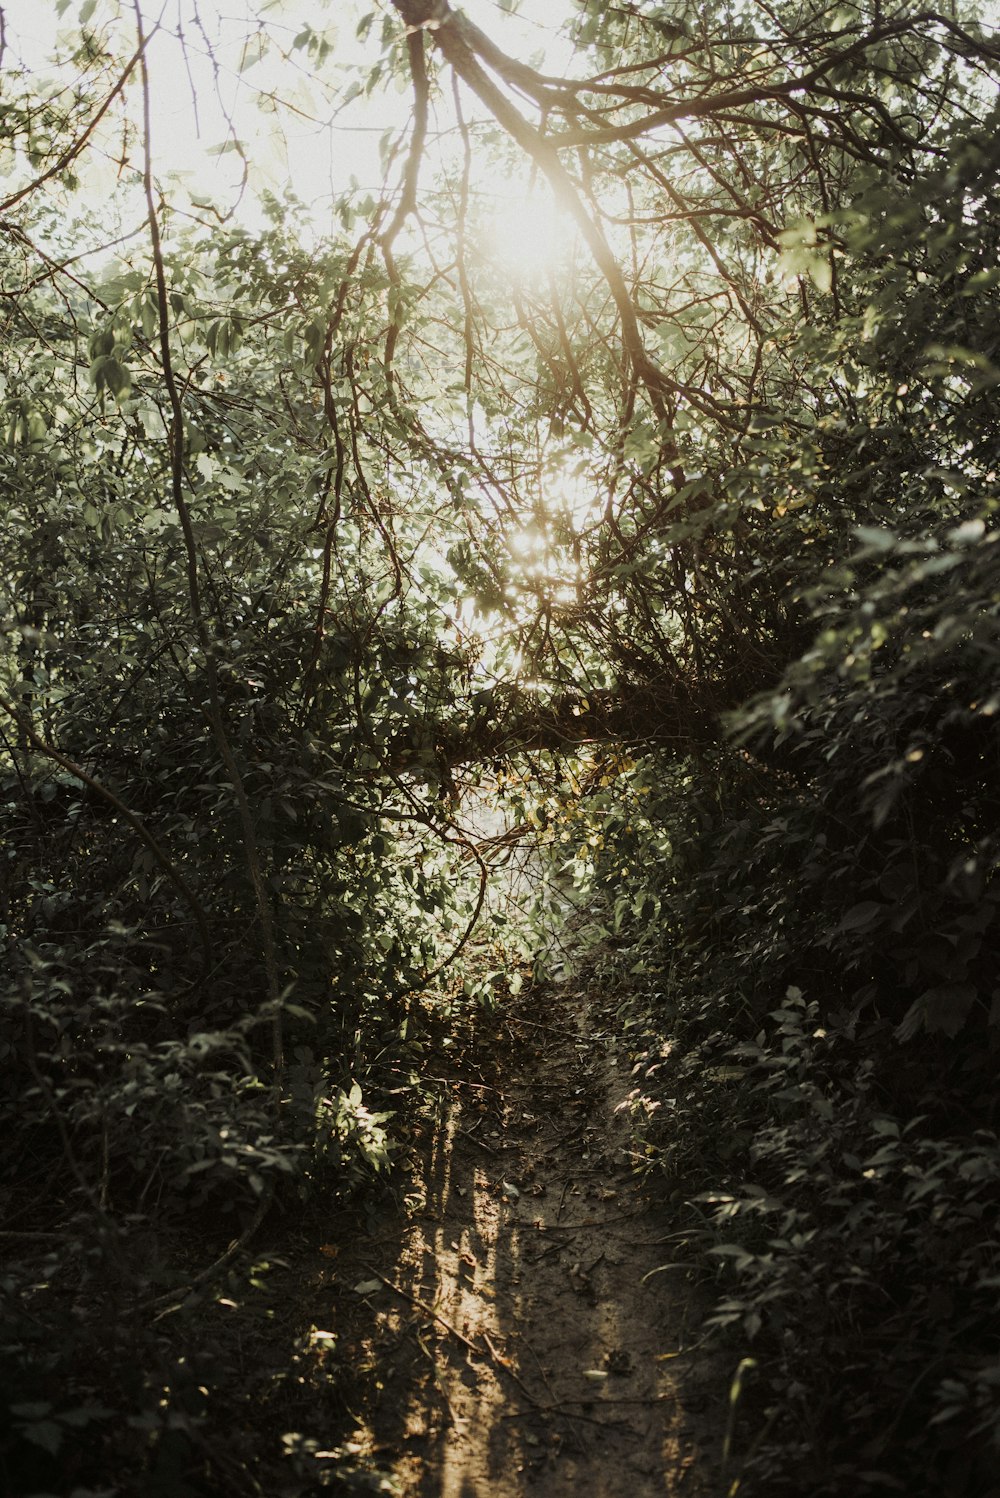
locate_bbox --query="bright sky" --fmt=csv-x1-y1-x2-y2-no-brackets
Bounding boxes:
1,0,576,232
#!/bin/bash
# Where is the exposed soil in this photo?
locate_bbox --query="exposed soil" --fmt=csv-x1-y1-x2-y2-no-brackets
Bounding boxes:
303,979,728,1497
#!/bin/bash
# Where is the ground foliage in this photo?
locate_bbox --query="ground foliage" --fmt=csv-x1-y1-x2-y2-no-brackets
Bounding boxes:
1,0,999,1492
576,155,1000,1488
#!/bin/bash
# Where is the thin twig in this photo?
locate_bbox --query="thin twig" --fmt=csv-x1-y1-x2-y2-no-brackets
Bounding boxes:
0,1230,73,1240
536,1125,585,1155
524,1241,562,1266
0,37,151,212
481,1329,543,1407
533,1215,643,1233
514,1016,603,1041
363,1266,481,1355
146,1189,274,1315
500,1404,633,1430
456,1127,499,1155
0,695,212,972
132,0,285,1082
421,1075,503,1094
503,1392,671,1413
415,1328,465,1428
366,1266,545,1407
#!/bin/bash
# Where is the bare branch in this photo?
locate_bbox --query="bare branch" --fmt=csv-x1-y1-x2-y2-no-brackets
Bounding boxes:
0,38,150,214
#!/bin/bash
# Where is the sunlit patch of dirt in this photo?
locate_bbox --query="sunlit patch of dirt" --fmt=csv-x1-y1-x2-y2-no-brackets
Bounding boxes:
320,983,726,1497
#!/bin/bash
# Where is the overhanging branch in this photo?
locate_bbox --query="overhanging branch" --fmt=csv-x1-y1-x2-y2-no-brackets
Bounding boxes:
391,0,682,450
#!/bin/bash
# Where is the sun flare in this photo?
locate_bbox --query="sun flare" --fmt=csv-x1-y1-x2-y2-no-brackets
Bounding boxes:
483,186,572,279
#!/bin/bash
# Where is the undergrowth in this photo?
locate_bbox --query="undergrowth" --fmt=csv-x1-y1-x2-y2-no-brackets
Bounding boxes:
578,525,1000,1496
0,756,496,1496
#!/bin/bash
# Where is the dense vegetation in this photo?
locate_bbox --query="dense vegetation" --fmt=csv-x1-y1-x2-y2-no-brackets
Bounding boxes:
1,0,999,1492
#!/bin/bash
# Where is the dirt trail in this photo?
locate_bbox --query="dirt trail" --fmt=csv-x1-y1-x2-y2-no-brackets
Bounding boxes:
324,982,726,1498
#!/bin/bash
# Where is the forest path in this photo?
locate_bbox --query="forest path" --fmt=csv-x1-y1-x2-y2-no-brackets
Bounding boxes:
320,980,726,1498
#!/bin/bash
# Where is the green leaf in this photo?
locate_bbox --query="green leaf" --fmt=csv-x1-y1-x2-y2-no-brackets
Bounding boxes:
947,519,985,545
853,526,896,551
923,984,977,1038
102,358,132,399
88,329,115,359
21,1419,63,1455
141,297,159,340
837,901,883,933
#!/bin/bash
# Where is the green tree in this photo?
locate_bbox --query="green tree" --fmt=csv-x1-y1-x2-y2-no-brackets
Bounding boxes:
1,1,999,1492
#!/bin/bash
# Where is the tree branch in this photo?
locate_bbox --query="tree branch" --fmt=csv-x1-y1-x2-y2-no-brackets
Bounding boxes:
0,38,150,213
391,0,682,447
132,0,284,1081
0,692,213,971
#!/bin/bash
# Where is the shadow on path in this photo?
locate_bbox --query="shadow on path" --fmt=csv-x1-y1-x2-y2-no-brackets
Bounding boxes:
325,982,726,1498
